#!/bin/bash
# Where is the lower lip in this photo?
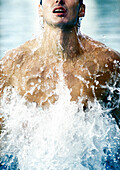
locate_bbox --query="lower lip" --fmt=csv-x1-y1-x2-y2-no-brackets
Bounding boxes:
54,12,67,17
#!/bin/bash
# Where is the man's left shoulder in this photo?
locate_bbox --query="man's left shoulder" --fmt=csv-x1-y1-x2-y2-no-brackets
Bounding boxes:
95,44,120,72
85,34,119,64
80,34,120,73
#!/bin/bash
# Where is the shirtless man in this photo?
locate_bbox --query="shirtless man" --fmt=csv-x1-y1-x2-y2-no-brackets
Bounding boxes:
0,0,120,127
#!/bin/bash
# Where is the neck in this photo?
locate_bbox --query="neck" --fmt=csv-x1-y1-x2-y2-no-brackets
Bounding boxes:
40,23,83,60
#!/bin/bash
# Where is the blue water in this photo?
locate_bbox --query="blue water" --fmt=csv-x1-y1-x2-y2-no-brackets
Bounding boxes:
0,155,19,170
1,151,120,170
0,0,120,59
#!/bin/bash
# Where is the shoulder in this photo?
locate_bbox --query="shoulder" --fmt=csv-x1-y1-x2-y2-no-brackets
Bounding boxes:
80,33,120,58
80,33,120,70
0,38,41,94
1,38,41,70
1,38,40,60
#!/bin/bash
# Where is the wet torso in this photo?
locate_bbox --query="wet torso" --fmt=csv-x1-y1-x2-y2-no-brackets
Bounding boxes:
1,35,120,108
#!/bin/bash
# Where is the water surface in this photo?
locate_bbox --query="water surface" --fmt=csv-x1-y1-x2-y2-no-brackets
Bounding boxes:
0,0,120,58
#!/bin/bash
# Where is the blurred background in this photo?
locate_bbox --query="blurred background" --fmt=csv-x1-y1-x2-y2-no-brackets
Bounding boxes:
0,0,120,59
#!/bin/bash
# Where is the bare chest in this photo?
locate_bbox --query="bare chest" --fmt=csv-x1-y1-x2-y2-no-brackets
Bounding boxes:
14,59,110,107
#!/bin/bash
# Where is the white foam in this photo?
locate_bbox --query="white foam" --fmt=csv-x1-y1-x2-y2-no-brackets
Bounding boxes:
0,80,119,169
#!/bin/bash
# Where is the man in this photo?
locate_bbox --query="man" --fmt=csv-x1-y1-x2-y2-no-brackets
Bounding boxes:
0,0,120,127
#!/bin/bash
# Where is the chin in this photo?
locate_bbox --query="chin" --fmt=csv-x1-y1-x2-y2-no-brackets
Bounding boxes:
52,17,77,28
54,21,76,29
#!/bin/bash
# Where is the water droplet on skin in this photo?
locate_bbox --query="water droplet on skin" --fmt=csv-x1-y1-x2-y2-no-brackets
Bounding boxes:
30,82,34,86
38,79,41,83
37,85,41,90
105,64,108,67
16,64,20,68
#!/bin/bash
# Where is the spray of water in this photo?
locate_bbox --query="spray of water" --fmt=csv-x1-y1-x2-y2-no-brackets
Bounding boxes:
0,61,120,170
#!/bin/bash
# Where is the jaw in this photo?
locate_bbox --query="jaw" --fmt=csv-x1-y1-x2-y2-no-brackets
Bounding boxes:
44,14,79,30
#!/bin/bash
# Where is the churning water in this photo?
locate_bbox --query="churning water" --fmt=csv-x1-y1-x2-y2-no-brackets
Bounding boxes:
0,64,120,169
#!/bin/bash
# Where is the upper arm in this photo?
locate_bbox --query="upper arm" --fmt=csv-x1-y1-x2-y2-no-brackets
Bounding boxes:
101,50,120,127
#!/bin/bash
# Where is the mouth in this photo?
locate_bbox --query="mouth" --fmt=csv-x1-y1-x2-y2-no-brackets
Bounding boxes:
53,6,67,16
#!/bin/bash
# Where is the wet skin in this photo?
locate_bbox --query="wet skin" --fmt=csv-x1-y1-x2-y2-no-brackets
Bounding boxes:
0,34,119,107
0,0,120,128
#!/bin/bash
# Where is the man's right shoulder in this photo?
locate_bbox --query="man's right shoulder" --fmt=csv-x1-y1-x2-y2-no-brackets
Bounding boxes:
1,38,40,62
1,38,41,69
0,38,41,95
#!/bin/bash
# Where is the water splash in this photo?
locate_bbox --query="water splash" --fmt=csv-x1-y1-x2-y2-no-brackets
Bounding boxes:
0,77,120,170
